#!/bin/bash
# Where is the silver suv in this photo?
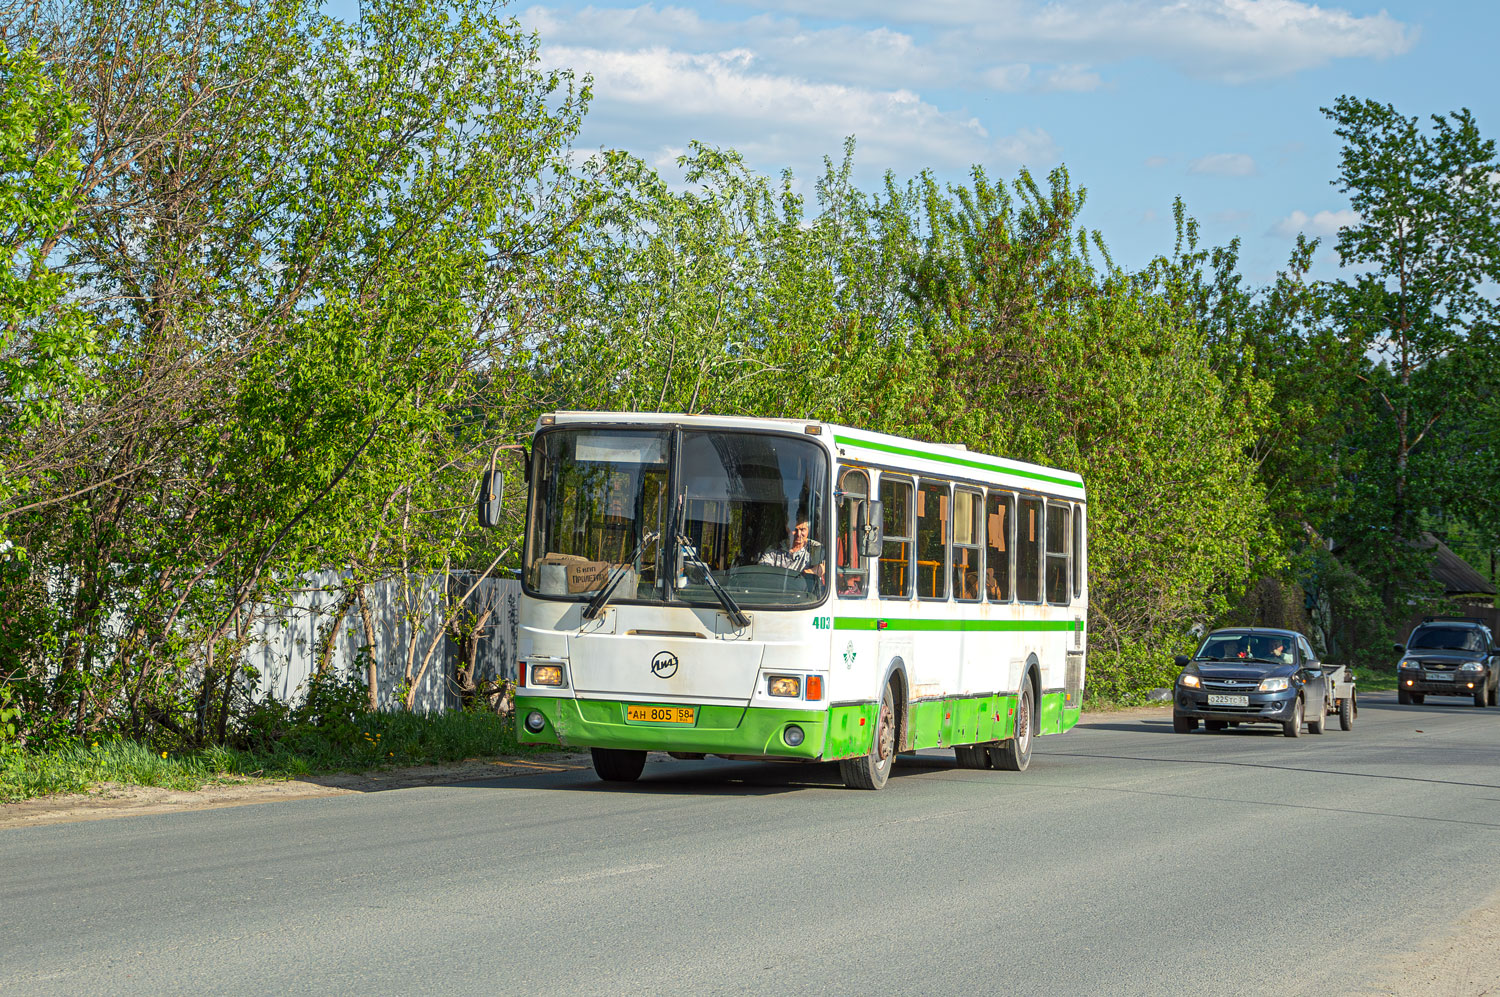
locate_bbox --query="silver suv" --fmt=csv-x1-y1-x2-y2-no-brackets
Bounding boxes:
1394,617,1499,707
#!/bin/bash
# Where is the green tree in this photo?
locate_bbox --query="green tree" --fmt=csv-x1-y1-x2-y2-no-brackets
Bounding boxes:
1322,96,1500,544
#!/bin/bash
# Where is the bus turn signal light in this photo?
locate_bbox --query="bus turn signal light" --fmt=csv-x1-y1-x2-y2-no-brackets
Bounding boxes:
805,676,822,701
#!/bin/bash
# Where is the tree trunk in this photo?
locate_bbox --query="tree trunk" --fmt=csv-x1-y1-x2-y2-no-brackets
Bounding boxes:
355,584,378,711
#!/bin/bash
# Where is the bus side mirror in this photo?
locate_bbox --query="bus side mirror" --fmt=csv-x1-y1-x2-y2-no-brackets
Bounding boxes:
858,501,884,557
477,469,503,529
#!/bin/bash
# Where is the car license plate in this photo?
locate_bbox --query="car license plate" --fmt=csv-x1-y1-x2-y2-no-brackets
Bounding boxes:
1426,672,1454,682
1207,694,1249,707
626,705,696,724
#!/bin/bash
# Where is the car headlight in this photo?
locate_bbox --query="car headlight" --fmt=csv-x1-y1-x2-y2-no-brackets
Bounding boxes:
1180,674,1201,688
1258,677,1290,692
1460,661,1485,672
1398,659,1421,669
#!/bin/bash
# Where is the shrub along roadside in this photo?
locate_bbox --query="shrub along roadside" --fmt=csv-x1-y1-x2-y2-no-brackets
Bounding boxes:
0,709,538,804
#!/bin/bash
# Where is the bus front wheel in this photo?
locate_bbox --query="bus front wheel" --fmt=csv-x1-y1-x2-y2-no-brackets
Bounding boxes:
591,747,647,783
988,682,1034,772
840,683,896,790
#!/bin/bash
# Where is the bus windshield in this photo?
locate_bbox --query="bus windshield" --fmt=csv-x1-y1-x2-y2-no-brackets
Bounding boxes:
524,427,829,609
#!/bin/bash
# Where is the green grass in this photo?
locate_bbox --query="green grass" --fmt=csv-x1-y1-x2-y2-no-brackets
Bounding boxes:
0,710,547,804
1349,667,1397,692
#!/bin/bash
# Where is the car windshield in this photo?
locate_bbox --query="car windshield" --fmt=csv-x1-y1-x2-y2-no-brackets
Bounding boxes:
1408,627,1485,652
1195,633,1293,664
523,426,829,609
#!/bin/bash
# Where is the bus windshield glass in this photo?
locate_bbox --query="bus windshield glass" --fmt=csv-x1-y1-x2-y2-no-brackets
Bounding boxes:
524,427,829,609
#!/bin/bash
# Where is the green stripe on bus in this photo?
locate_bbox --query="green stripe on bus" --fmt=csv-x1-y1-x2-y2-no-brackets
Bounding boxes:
833,617,1082,632
832,435,1084,489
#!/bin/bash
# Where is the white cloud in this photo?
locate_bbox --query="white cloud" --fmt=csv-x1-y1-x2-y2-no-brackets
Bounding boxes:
981,63,1032,91
542,44,1002,169
994,127,1061,165
1188,153,1257,176
737,0,1416,83
1144,155,1170,169
1040,64,1103,92
1270,208,1360,237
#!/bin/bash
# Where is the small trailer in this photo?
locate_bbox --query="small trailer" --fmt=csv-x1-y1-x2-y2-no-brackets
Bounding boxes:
1317,662,1358,730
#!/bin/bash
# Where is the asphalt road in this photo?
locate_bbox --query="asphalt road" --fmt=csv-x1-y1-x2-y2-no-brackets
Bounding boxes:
5,691,1500,996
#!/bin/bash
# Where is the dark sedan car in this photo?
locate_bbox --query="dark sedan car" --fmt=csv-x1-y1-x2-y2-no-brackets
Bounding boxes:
1173,627,1329,737
1394,618,1499,707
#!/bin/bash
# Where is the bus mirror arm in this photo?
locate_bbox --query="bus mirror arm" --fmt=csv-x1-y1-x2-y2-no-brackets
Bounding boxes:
858,501,884,557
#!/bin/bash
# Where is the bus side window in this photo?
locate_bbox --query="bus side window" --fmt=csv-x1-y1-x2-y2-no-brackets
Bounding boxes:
915,479,949,600
1017,495,1043,603
878,477,913,598
1045,501,1070,605
1072,504,1085,597
986,491,1013,602
953,488,982,602
837,468,871,598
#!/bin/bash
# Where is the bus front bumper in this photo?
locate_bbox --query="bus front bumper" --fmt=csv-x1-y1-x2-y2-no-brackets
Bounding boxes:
515,695,832,759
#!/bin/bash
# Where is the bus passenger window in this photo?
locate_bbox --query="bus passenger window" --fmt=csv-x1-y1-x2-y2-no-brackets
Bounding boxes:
952,489,982,602
1046,502,1069,605
878,478,913,598
915,480,949,600
837,468,871,598
986,492,1013,601
1072,504,1085,597
1017,496,1042,603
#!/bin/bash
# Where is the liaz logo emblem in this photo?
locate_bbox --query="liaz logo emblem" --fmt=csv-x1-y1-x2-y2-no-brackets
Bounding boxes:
651,651,679,679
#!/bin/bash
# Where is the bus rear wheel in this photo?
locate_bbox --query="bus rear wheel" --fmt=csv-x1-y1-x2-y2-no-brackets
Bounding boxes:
591,747,647,783
989,682,1034,772
953,745,989,769
840,682,896,790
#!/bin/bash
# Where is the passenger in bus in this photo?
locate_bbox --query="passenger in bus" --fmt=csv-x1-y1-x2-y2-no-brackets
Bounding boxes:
961,571,980,600
839,572,865,596
985,567,1001,600
759,517,824,582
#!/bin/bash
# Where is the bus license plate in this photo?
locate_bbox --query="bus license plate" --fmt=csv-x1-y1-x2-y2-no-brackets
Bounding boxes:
626,705,696,724
1207,694,1248,707
1426,672,1453,682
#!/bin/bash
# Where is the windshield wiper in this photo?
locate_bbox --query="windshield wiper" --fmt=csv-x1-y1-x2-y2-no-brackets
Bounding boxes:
582,531,658,621
675,532,750,629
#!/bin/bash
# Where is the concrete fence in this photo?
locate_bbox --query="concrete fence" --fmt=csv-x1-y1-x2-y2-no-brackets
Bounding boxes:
245,571,521,712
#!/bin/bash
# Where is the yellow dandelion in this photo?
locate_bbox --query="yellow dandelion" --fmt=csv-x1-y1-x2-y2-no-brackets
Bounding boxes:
160,751,167,758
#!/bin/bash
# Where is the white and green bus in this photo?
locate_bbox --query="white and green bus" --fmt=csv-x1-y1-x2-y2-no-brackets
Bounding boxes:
502,412,1087,790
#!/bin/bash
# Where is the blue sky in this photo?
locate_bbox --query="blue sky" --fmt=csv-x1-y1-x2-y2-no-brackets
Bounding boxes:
346,1,1498,284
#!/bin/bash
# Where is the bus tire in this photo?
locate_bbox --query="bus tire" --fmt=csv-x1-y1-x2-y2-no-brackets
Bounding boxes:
989,682,1034,772
591,747,647,783
840,683,897,790
953,744,988,769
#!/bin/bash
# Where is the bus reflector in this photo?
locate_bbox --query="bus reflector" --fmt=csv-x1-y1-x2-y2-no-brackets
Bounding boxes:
519,662,527,687
806,676,822,700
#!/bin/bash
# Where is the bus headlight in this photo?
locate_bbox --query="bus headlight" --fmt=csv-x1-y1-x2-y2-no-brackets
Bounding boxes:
783,725,805,747
768,675,801,698
532,664,566,687
525,711,546,733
